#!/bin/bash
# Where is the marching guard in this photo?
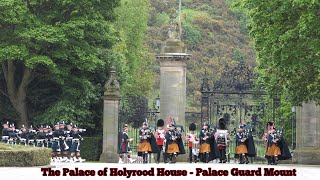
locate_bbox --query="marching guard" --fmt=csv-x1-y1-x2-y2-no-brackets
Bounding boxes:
185,122,199,163
52,122,69,162
65,123,74,159
264,122,291,165
164,123,185,164
1,122,9,143
27,126,36,146
19,125,28,146
154,119,166,163
69,125,86,162
137,121,159,164
36,126,47,147
199,122,219,163
8,124,18,145
118,124,136,164
214,118,229,163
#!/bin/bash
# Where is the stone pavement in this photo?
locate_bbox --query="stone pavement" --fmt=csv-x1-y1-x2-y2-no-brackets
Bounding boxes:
0,162,319,180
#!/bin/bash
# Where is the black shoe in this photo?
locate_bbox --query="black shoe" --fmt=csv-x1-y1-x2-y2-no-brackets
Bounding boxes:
172,154,177,163
219,160,222,163
274,156,278,165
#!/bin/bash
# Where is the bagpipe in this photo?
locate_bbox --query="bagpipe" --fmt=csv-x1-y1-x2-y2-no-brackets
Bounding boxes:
140,128,152,140
162,118,185,153
271,127,283,143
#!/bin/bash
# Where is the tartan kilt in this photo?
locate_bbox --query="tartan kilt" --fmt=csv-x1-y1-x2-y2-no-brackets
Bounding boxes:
236,144,248,154
167,142,180,154
200,143,211,153
266,144,281,156
138,140,152,152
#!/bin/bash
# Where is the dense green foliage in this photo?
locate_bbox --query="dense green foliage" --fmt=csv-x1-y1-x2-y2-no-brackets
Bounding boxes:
0,143,51,166
0,0,154,132
81,136,102,161
237,0,320,105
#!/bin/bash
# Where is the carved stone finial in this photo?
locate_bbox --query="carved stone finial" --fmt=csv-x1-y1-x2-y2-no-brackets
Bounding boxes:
104,66,120,97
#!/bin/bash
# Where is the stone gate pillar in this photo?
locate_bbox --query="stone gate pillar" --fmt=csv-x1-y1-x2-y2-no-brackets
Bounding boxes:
99,67,120,163
293,101,320,164
156,39,191,126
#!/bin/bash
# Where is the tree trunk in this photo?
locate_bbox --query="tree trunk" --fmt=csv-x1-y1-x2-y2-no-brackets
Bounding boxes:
1,61,32,127
16,98,29,127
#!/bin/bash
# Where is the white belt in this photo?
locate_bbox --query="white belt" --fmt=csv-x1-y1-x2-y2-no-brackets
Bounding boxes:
2,136,9,140
28,140,34,143
53,138,59,141
20,138,27,142
37,139,45,142
66,137,73,141
72,139,80,142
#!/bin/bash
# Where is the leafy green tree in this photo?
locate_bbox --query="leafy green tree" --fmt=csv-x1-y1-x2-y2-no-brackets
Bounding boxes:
0,0,119,126
237,0,320,105
114,0,154,97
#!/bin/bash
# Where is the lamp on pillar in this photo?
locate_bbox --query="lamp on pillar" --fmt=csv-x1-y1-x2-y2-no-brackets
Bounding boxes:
148,96,160,128
273,97,280,122
156,95,160,109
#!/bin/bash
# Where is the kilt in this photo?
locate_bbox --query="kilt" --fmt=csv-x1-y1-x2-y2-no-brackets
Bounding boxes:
52,140,61,152
266,144,281,156
70,139,80,152
66,140,73,150
167,142,180,154
236,144,248,154
138,140,152,152
200,143,211,153
52,139,68,152
120,143,131,153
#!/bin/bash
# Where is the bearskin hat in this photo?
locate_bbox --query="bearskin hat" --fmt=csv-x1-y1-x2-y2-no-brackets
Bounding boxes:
189,123,196,131
267,121,274,131
218,118,226,130
157,119,164,127
203,122,210,129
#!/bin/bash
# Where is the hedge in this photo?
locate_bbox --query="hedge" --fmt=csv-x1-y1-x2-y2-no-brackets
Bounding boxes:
0,143,51,167
81,136,102,161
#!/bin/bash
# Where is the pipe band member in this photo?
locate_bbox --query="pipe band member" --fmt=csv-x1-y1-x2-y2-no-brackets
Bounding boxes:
186,122,199,163
199,122,212,163
118,124,136,164
154,119,166,163
235,126,248,164
264,121,291,165
165,124,185,163
137,121,159,164
215,118,229,163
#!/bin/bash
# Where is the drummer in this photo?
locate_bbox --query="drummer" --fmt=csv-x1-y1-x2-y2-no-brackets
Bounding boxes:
185,123,199,163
